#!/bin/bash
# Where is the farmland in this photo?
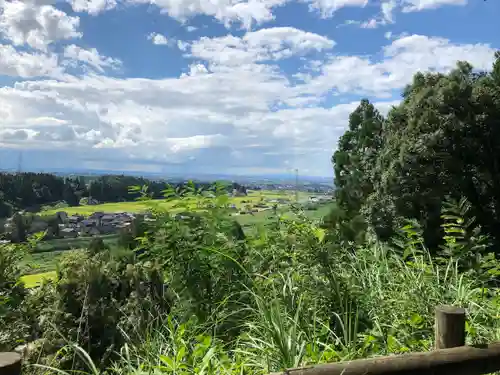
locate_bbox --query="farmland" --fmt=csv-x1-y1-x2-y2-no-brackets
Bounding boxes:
41,190,311,216
19,271,57,288
21,191,333,284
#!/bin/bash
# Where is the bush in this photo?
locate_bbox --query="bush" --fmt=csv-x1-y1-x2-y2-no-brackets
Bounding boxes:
33,250,171,371
0,242,29,351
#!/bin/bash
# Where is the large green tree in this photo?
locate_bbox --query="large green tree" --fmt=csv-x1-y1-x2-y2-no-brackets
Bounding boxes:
330,99,385,241
365,53,500,249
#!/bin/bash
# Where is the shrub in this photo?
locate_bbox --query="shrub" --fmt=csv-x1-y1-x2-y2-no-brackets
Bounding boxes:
35,250,171,371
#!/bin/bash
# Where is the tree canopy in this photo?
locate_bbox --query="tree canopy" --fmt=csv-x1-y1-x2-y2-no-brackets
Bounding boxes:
332,52,500,251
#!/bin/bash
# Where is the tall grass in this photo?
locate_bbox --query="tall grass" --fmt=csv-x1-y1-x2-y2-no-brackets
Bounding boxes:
19,195,500,375
28,236,500,375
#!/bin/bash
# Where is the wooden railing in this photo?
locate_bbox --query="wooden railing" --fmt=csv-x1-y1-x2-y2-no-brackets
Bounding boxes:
2,305,500,375
272,306,500,375
0,352,21,375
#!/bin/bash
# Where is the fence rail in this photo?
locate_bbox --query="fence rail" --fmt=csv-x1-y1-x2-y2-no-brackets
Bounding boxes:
2,305,500,375
272,306,500,375
0,352,21,375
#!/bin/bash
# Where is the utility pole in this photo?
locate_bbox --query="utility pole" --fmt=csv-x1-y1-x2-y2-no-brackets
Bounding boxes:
295,168,299,203
88,173,92,204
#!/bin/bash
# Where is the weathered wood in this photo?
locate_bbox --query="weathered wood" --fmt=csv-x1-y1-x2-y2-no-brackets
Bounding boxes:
435,305,466,349
275,342,500,375
0,352,21,375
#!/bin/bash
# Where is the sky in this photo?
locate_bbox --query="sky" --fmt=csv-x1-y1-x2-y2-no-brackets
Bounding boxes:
0,0,498,177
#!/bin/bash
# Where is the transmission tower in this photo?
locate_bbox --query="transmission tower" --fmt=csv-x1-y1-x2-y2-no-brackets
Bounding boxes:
17,151,23,174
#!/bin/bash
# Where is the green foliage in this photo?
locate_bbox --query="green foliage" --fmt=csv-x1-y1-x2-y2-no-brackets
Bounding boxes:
87,237,108,256
143,208,250,339
34,250,171,371
8,54,500,375
439,197,491,271
3,190,500,375
0,241,29,350
331,99,385,243
0,236,46,351
363,56,500,250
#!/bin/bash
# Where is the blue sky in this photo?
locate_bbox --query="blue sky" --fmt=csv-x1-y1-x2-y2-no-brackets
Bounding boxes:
0,0,498,177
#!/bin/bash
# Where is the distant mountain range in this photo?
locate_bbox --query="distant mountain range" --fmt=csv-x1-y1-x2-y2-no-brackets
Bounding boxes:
2,167,333,186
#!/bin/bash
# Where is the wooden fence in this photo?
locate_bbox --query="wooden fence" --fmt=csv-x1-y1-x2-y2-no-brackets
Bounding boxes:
2,305,500,375
272,306,500,375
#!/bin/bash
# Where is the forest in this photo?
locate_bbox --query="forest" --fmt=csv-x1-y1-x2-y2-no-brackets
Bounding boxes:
2,53,500,375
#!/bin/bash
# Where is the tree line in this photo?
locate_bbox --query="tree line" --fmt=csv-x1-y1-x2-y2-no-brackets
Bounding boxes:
330,52,500,254
0,172,248,218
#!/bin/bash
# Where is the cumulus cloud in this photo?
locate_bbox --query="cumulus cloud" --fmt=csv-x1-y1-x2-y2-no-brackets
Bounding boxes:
56,0,468,32
402,0,467,12
188,27,335,68
69,0,118,15
147,32,169,45
0,30,496,175
0,43,64,78
295,34,495,98
0,0,81,51
63,45,122,73
123,0,290,30
307,0,367,18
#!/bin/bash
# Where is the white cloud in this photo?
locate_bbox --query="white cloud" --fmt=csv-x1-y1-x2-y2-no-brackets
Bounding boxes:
123,0,289,30
177,40,189,51
147,32,169,45
360,18,378,28
358,0,396,29
186,26,198,32
381,0,397,23
69,0,117,15
63,44,122,73
0,43,64,78
62,0,372,30
188,27,335,67
0,31,496,175
402,0,467,12
307,0,367,18
296,34,495,98
0,0,81,51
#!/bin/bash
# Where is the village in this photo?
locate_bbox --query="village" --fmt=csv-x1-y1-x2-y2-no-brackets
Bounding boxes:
2,210,145,240
0,193,331,242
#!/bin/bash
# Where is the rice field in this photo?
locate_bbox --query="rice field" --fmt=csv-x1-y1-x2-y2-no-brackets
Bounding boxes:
41,190,304,216
20,271,57,288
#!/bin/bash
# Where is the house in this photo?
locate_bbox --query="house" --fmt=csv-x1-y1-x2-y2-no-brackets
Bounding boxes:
60,228,78,238
101,214,117,224
68,215,84,224
232,189,247,197
89,212,105,220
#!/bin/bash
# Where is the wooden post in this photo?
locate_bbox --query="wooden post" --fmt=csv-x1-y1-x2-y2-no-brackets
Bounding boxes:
435,305,466,349
0,352,21,375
